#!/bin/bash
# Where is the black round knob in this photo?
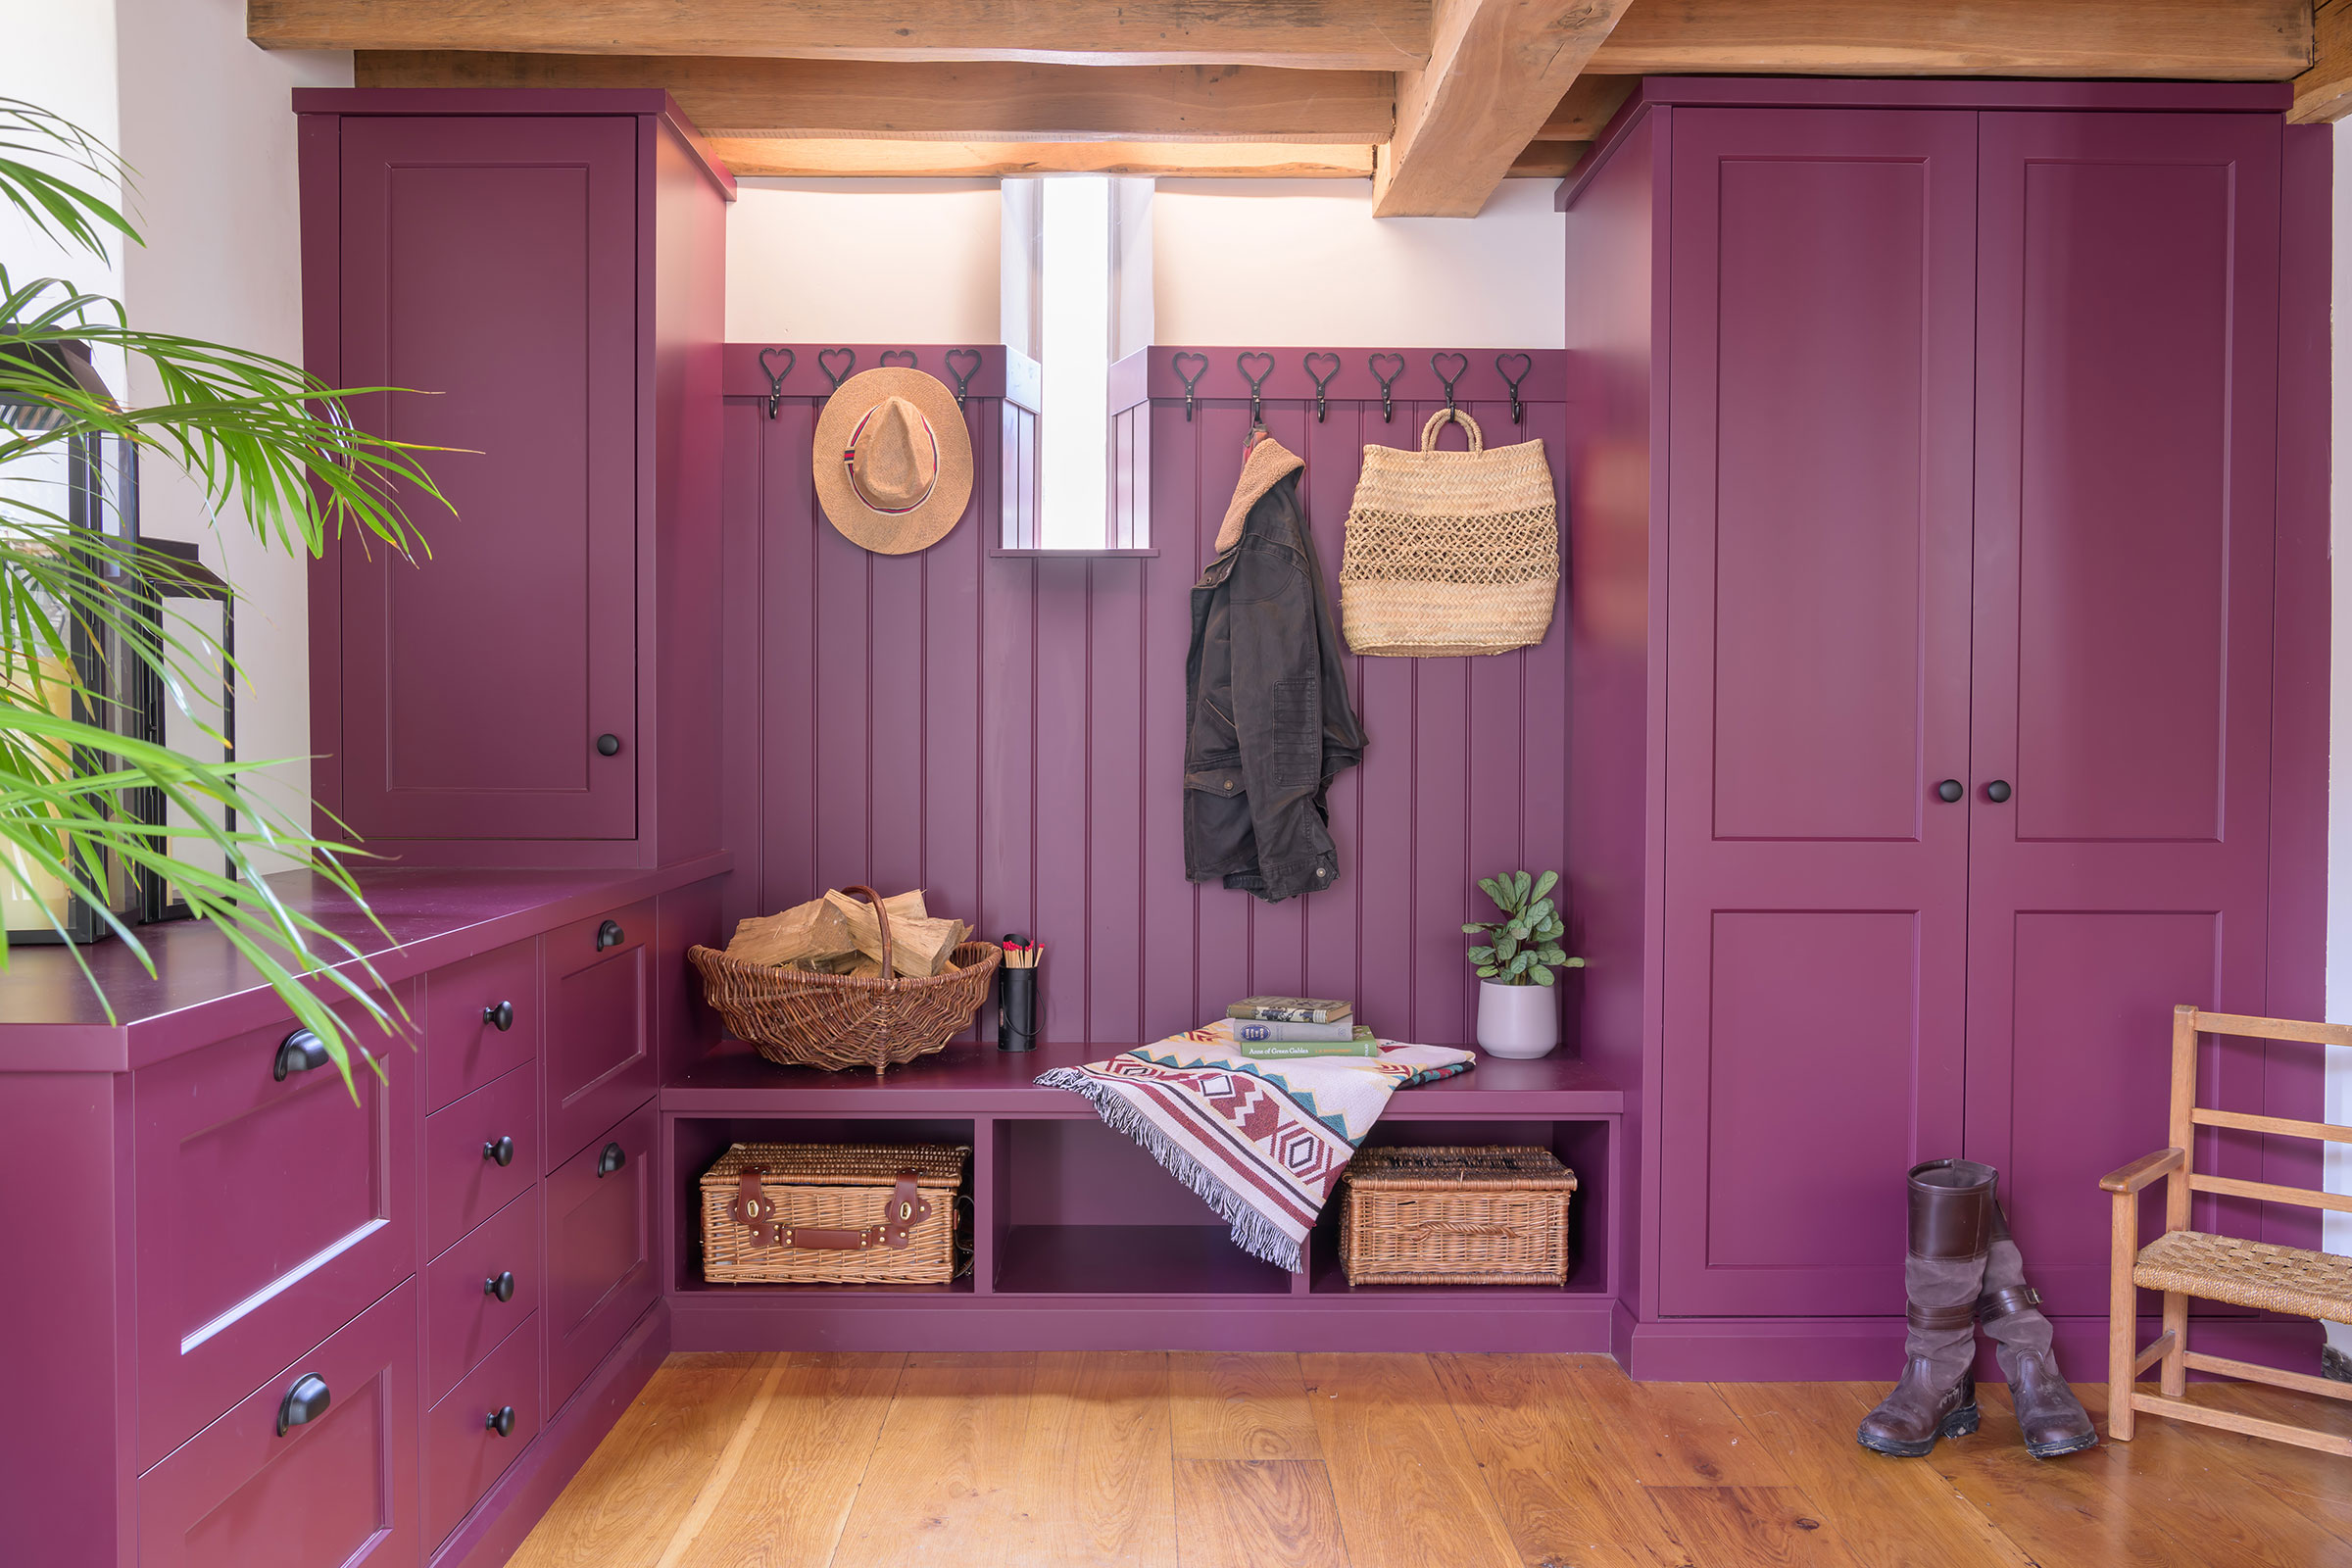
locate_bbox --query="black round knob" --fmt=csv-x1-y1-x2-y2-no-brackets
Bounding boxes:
483,1135,515,1167
486,1405,516,1439
598,1142,627,1178
596,919,625,952
1985,780,2013,803
484,1270,515,1302
276,1373,330,1437
483,1000,514,1032
596,733,621,757
1936,779,1964,804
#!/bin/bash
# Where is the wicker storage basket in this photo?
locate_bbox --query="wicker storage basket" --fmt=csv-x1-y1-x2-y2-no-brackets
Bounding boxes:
701,1143,968,1285
688,886,1001,1076
1338,1146,1577,1286
1339,408,1558,658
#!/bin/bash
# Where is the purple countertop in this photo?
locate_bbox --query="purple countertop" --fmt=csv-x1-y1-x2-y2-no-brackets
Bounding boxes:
0,855,729,1072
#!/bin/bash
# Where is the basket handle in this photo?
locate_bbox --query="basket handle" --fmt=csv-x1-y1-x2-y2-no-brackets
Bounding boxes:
1420,407,1484,454
731,1170,931,1250
841,884,895,981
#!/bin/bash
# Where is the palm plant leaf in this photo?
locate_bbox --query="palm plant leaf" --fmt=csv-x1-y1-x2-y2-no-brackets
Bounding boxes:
0,98,451,1095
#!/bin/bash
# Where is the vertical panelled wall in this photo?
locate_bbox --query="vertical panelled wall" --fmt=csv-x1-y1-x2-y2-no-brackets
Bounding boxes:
721,346,1566,1048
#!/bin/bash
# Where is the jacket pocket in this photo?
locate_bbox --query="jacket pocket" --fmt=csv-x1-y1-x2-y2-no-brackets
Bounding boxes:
1266,678,1320,789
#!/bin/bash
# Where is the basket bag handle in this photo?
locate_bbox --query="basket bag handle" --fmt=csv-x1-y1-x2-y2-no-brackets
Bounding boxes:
729,1169,934,1250
1420,407,1484,454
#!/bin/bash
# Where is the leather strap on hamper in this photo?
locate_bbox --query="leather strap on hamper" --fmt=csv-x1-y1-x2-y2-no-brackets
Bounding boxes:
729,1171,933,1250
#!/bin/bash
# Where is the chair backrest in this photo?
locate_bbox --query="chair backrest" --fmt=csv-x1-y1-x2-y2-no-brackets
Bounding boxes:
2170,1005,2352,1221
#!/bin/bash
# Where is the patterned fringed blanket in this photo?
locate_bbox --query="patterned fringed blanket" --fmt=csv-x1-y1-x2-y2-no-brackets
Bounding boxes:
1035,1022,1475,1272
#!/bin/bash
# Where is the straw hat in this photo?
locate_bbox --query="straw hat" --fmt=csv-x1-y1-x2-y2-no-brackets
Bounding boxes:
812,368,973,555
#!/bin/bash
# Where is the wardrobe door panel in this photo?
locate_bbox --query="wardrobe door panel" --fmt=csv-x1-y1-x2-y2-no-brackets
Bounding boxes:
1658,109,1979,1317
336,115,639,842
1967,113,2282,1315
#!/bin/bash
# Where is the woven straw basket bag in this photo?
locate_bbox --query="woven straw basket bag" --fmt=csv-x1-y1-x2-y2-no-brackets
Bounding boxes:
1340,408,1558,658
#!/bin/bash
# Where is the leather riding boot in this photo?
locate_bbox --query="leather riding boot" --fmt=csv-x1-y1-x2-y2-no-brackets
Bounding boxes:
1979,1201,2097,1458
1858,1159,1996,1458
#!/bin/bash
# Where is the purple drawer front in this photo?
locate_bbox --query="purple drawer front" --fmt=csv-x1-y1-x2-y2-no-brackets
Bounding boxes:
133,996,418,1472
545,1098,657,1411
425,1186,542,1404
138,1282,419,1568
425,1061,538,1255
424,937,541,1113
425,1309,542,1550
544,900,656,1171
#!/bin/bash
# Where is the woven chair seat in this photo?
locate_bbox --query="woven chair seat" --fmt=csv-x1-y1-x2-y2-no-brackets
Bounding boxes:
2133,1230,2352,1322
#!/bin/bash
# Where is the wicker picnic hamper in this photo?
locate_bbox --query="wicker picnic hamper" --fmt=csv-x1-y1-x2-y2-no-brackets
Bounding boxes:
1340,407,1559,658
687,885,1001,1077
1338,1146,1577,1286
700,1142,968,1285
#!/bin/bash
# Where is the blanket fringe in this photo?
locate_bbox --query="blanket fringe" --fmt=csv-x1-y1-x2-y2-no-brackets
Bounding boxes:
1035,1068,1306,1274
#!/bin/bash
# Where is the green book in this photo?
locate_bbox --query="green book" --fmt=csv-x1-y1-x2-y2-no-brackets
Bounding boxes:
1234,1037,1382,1060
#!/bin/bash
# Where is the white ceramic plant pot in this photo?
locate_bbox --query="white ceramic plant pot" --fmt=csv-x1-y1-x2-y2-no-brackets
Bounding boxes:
1476,980,1558,1059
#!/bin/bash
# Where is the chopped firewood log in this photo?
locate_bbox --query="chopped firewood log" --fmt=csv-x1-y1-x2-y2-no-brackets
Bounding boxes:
725,897,856,969
823,890,964,977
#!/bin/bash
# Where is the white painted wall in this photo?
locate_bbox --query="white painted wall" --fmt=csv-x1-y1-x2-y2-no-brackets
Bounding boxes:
112,0,350,836
726,179,1004,343
1153,177,1567,347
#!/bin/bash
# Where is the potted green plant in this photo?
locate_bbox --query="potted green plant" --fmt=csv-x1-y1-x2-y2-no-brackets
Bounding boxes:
0,99,447,1093
1463,869,1583,1058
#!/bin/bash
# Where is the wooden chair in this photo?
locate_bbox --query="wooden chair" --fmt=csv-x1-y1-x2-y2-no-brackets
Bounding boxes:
2102,1004,2352,1454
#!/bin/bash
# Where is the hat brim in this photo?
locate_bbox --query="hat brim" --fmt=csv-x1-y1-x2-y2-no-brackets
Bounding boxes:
812,368,975,555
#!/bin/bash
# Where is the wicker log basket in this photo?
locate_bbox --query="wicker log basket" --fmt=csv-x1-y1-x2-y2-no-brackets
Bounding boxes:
1338,1145,1578,1286
688,885,1001,1076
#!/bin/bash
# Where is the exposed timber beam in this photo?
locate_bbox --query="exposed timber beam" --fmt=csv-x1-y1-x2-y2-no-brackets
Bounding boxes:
1531,74,1634,140
1509,141,1587,177
1374,0,1641,219
251,0,1432,71
353,51,1395,143
709,138,1377,179
1587,0,2310,80
2292,0,2352,120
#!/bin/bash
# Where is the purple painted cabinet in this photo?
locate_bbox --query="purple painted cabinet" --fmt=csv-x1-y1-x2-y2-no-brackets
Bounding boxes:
1565,79,2327,1375
1962,111,2284,1315
332,114,639,844
1656,109,1980,1318
300,90,731,869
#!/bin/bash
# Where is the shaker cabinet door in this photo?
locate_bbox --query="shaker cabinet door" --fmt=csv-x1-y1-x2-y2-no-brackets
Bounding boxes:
333,114,639,842
1655,109,1981,1317
1963,112,2284,1315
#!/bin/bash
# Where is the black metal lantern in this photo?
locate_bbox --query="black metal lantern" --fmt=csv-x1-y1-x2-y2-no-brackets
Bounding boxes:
1,338,235,944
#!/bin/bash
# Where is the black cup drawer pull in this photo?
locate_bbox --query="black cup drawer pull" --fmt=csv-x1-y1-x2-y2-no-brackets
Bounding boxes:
485,1270,515,1302
272,1028,330,1082
596,919,625,952
483,1135,515,1167
598,1142,627,1177
484,1000,514,1032
276,1373,330,1437
486,1405,516,1439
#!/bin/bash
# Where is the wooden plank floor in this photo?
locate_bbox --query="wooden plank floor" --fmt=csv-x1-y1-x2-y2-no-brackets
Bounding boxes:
506,1353,2352,1567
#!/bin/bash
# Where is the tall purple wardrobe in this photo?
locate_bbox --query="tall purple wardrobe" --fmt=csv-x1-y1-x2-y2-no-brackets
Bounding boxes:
1563,78,2333,1379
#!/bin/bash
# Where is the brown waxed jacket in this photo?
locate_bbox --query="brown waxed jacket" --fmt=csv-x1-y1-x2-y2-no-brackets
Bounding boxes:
1183,438,1366,903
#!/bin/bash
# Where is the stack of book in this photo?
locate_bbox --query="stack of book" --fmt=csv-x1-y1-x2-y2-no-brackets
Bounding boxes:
1223,997,1377,1059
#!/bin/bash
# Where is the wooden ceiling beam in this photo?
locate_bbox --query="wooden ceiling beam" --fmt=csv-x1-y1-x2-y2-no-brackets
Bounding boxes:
2291,0,2352,120
1374,0,1640,219
251,0,1431,71
1531,74,1634,140
1586,0,2310,80
709,138,1376,179
353,51,1396,143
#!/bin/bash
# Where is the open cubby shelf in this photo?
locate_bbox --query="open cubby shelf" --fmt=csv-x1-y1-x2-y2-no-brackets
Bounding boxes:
662,1042,1624,1350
